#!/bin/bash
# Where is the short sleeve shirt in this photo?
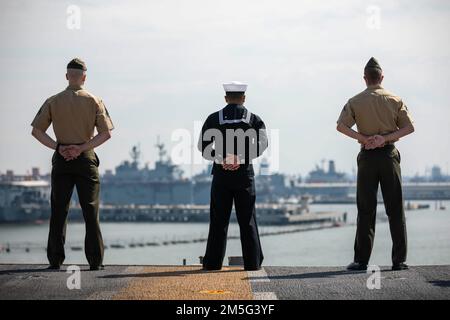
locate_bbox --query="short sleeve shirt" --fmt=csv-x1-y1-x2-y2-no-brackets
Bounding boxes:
337,85,413,136
31,85,114,144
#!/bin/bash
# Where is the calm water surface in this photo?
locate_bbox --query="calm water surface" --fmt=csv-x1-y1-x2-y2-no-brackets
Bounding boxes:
1,201,449,266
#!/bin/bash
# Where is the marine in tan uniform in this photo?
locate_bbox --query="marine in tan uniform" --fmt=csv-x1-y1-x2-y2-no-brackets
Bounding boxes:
337,57,414,271
31,58,114,270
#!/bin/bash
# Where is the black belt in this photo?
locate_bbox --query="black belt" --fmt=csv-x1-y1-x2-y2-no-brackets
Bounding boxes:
360,143,395,151
58,142,84,146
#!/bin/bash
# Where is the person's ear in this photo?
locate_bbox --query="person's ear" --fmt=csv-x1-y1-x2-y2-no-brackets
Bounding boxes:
82,74,87,82
242,95,246,103
380,75,384,83
225,96,229,103
66,73,69,80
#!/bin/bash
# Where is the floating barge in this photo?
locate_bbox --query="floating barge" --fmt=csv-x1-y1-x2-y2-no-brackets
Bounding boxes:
89,203,347,226
0,203,346,226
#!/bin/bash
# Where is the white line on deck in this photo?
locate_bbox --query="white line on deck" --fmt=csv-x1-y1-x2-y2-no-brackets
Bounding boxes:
248,268,278,300
253,292,278,300
247,268,270,282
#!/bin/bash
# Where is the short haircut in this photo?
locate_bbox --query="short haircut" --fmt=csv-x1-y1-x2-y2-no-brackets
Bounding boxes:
225,92,245,99
67,68,86,76
364,67,382,83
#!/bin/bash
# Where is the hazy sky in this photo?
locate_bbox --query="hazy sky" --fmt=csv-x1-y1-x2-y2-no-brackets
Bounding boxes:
1,0,449,178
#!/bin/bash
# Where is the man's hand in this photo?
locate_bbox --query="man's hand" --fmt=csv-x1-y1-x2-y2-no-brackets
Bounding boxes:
222,154,240,171
59,145,84,161
58,145,71,160
364,135,386,150
357,134,370,146
337,122,413,151
32,128,112,161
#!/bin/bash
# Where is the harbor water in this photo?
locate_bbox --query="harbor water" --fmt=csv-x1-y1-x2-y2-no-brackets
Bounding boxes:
1,201,449,266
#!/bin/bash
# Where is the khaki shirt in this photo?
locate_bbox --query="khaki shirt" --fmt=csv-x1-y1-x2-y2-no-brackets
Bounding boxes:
337,84,413,136
31,85,114,144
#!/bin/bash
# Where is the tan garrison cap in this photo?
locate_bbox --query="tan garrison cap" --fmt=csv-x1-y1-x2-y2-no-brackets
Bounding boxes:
365,57,382,70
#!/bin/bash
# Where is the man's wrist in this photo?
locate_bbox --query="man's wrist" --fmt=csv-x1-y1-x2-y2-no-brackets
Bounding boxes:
383,134,392,144
80,143,89,152
356,133,366,143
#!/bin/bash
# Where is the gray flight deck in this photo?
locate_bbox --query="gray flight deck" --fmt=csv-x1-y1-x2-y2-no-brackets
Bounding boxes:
0,264,449,300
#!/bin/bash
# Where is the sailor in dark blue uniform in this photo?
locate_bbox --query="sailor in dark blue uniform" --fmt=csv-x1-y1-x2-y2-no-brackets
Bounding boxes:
198,81,268,271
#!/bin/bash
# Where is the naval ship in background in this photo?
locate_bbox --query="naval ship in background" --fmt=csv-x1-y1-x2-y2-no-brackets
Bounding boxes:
1,140,449,223
101,141,193,205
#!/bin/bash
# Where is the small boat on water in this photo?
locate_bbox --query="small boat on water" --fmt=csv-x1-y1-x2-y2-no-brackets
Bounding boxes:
406,202,430,211
110,244,126,249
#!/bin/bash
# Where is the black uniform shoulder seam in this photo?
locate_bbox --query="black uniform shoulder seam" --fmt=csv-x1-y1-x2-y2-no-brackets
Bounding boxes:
206,111,219,125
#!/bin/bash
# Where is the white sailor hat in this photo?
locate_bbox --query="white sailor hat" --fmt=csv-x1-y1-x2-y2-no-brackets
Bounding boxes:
223,81,247,93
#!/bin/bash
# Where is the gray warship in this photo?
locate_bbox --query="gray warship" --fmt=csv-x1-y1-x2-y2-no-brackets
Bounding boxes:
1,141,449,223
101,140,193,205
0,179,50,222
0,142,347,225
101,143,295,205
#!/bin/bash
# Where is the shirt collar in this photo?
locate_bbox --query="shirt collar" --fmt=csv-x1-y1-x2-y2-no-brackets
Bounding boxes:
226,103,245,109
66,84,84,91
366,84,383,90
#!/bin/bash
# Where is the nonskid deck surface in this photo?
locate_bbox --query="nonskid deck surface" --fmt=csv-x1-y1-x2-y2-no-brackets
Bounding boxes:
0,264,449,300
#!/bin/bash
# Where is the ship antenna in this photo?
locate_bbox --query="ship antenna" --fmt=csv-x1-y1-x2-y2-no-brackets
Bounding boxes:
155,136,167,162
130,144,141,165
321,158,326,172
